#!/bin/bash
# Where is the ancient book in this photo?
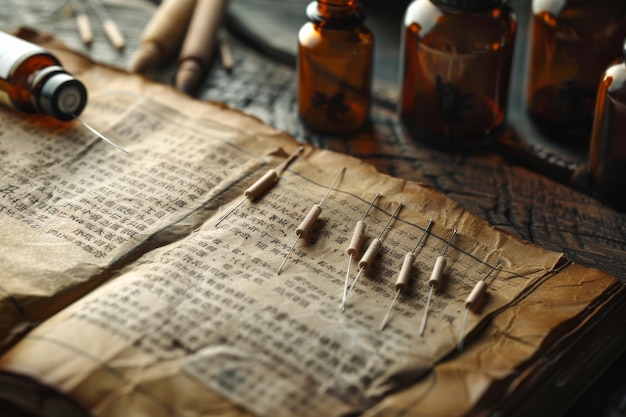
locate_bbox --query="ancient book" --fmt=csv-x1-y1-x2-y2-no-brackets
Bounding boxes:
0,30,624,417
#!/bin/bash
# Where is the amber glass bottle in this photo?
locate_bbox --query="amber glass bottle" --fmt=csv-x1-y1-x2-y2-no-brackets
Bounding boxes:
297,0,373,134
587,40,626,211
399,0,516,149
0,31,87,121
527,0,626,146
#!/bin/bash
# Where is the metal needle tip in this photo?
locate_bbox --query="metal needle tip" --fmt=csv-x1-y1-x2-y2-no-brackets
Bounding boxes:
76,116,128,153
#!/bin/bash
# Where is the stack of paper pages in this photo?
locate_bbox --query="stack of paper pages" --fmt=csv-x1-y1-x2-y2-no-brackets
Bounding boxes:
0,30,624,417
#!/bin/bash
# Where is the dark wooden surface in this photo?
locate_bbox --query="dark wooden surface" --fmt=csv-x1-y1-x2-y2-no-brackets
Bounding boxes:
1,0,625,416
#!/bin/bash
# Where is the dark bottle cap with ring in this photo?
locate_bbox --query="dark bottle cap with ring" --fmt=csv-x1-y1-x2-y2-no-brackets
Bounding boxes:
37,69,88,121
431,0,505,12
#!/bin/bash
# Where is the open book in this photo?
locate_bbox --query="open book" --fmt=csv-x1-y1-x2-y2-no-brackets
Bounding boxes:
0,29,624,417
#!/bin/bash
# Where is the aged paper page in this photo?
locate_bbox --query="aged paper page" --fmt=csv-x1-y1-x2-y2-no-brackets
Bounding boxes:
0,30,620,417
0,147,570,417
0,29,301,351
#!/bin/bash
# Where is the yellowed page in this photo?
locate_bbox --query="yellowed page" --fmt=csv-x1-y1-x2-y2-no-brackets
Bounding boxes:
0,30,620,417
0,29,302,351
0,148,567,417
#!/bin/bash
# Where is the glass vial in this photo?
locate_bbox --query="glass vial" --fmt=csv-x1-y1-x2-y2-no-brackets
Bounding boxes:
399,0,516,149
587,39,626,211
527,0,626,146
297,0,374,134
0,31,87,121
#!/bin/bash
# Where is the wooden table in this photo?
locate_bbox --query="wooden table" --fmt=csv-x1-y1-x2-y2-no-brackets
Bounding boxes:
1,0,625,415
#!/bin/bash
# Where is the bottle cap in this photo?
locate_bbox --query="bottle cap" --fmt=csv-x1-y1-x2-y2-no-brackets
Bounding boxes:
431,0,504,12
38,72,87,121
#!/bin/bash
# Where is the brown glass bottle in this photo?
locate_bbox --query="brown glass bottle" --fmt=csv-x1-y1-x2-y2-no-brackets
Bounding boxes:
587,40,626,211
297,0,373,134
0,31,87,121
400,0,516,149
527,0,626,146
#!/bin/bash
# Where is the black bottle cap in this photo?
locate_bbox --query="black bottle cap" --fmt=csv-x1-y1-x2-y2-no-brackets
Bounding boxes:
38,72,87,121
431,0,505,12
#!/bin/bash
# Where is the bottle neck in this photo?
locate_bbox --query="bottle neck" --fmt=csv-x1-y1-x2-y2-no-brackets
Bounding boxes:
307,1,364,29
431,0,503,13
318,0,357,14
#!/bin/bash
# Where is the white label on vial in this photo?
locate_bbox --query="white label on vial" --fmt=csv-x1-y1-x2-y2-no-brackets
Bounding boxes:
0,90,12,108
0,31,46,78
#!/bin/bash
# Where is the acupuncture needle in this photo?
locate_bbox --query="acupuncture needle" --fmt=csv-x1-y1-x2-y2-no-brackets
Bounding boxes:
218,31,234,72
379,218,434,331
73,113,128,153
341,192,381,306
419,228,457,336
277,166,346,275
215,146,304,227
68,0,93,45
85,0,126,49
458,261,500,351
340,201,404,312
